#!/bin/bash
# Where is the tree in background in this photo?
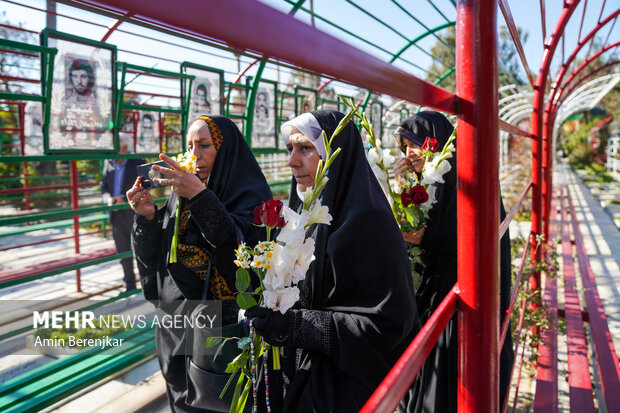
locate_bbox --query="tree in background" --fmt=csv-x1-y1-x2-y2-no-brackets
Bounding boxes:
425,25,530,92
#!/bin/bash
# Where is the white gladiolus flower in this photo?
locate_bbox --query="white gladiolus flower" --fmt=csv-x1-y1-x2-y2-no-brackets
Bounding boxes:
367,147,383,166
263,286,300,314
307,199,332,226
290,238,315,283
382,149,395,166
436,158,452,176
282,206,310,231
423,185,437,208
421,161,444,185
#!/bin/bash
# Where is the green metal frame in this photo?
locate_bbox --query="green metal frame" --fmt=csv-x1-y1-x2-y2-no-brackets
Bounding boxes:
0,38,56,156
223,82,250,119
40,29,118,154
116,62,193,153
243,61,267,147
294,85,318,115
180,61,225,136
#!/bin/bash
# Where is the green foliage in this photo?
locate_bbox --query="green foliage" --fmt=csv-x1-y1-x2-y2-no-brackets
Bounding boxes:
425,24,530,91
561,117,607,169
510,234,560,375
426,26,456,92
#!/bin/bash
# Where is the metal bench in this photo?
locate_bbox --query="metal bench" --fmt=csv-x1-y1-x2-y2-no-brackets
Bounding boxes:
534,185,620,412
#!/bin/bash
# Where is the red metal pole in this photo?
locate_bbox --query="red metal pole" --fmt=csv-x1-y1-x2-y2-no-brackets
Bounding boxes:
87,0,456,114
530,0,579,303
70,161,82,292
541,10,619,237
456,0,499,411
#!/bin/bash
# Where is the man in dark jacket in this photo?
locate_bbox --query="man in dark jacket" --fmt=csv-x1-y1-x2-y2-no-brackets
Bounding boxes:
101,134,145,292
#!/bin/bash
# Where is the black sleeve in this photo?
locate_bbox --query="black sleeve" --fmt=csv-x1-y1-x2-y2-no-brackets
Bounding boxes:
131,210,163,301
288,309,335,356
187,188,237,248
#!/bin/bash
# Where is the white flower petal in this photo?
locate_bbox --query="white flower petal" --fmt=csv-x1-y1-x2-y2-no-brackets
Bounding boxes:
307,199,332,226
263,287,300,314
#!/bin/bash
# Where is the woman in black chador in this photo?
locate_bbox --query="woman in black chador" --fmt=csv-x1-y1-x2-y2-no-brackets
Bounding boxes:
394,111,514,412
127,116,272,413
247,109,419,412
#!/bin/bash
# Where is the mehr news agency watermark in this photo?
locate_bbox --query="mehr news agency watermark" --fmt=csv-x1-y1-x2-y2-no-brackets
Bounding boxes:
31,309,218,350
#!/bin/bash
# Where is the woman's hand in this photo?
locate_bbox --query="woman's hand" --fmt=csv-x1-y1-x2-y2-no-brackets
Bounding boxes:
394,157,414,178
402,227,425,245
126,177,156,220
151,153,205,200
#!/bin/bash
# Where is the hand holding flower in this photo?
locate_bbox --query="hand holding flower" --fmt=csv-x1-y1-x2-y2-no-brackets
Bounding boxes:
152,153,205,200
245,306,291,347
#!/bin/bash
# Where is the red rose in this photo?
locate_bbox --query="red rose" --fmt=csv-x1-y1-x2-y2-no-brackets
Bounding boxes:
402,185,428,207
422,137,440,153
254,199,285,228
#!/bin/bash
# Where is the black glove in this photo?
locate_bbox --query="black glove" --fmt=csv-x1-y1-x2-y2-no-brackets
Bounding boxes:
245,306,291,346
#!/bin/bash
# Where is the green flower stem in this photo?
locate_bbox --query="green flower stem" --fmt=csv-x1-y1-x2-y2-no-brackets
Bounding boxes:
272,346,281,370
169,197,181,264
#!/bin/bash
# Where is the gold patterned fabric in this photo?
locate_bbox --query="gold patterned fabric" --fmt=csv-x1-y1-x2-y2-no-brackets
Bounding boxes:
176,199,235,300
194,115,223,152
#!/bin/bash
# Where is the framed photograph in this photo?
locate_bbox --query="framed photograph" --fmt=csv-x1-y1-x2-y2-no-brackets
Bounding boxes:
181,62,224,127
23,101,44,155
136,111,161,153
295,86,317,115
251,80,277,149
368,100,384,140
42,29,116,153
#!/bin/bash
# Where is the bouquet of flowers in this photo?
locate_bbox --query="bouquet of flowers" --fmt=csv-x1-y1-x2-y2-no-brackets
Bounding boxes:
207,109,356,413
340,96,455,271
169,151,197,263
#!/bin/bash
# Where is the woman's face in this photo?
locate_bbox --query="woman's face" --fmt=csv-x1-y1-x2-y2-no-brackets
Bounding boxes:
187,120,217,180
286,129,321,192
400,138,425,173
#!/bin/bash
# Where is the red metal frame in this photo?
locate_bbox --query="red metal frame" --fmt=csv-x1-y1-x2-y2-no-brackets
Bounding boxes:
542,9,620,239
530,0,578,307
498,0,535,87
2,0,617,410
360,287,458,413
87,0,456,114
456,1,500,411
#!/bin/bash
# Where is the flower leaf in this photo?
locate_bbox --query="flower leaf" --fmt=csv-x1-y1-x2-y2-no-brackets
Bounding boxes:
235,268,250,292
220,369,239,398
236,292,257,310
205,336,222,348
237,336,251,351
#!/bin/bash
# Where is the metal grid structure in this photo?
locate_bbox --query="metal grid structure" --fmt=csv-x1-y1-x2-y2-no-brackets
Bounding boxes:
0,0,619,412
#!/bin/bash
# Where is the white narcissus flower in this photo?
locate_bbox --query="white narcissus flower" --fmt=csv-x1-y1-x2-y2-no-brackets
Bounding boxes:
307,199,332,226
263,286,300,314
394,174,412,193
251,254,269,270
234,242,251,268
